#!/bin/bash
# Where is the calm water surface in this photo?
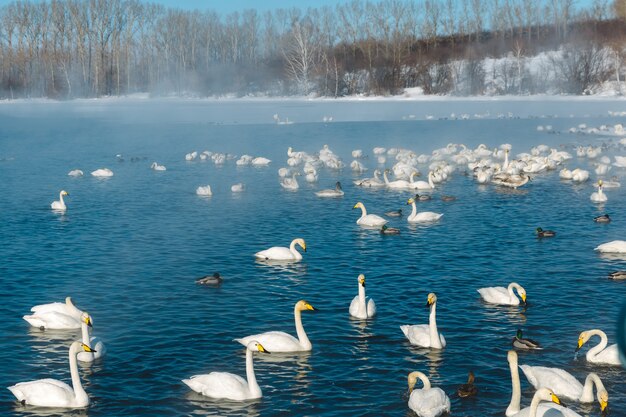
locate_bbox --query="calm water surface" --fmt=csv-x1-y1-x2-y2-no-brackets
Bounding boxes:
0,98,625,417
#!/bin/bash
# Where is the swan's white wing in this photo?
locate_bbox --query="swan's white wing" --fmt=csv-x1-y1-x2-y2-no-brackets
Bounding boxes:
183,372,250,400
367,298,376,317
31,302,80,318
519,365,582,400
595,240,626,253
359,214,387,227
400,324,431,347
235,331,302,352
591,343,621,365
477,287,516,304
8,379,75,407
349,296,360,317
408,388,451,417
23,312,81,329
254,247,293,260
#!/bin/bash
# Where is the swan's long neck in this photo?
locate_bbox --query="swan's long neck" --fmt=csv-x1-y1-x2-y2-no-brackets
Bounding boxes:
528,391,543,417
507,283,522,303
580,373,604,402
66,297,81,316
374,170,381,181
418,373,431,390
358,284,367,317
80,322,94,361
428,302,442,349
245,347,262,397
410,172,417,184
289,240,302,260
587,329,609,362
506,353,521,417
428,172,434,189
59,192,66,205
599,185,604,196
69,342,88,405
294,307,311,349
383,170,390,185
359,205,367,217
410,201,417,218
504,151,510,169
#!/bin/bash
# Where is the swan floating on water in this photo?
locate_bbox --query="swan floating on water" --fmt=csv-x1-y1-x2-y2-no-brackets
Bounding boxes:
576,329,621,365
594,240,626,253
281,172,300,190
406,196,443,223
8,341,96,408
151,162,166,171
349,274,376,319
506,350,580,417
67,170,83,177
315,181,344,197
90,168,113,177
353,202,387,227
182,341,270,400
255,238,306,262
353,169,385,187
24,297,86,330
231,183,245,192
235,300,316,352
77,313,106,362
590,180,607,203
409,171,435,190
477,282,526,306
400,293,446,349
520,363,608,408
51,190,69,211
407,371,451,417
196,185,212,196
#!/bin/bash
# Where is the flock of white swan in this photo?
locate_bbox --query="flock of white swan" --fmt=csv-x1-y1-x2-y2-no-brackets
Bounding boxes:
24,132,626,415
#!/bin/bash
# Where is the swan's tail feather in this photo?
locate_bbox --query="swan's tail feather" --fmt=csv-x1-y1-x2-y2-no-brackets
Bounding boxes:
400,325,410,337
22,315,45,328
7,386,25,402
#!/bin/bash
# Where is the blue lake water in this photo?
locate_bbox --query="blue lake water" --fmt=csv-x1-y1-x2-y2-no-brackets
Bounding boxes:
0,98,625,417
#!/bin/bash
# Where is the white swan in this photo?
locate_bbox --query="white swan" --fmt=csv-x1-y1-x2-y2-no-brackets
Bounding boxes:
520,364,608,409
24,298,85,330
400,293,446,349
254,238,306,262
182,341,269,401
77,313,107,362
231,183,245,192
590,180,607,203
67,169,83,177
406,196,443,223
281,172,300,190
353,169,385,187
383,169,410,189
90,168,113,177
151,162,166,171
235,300,316,352
594,240,626,253
8,341,96,408
576,329,621,366
196,185,212,196
506,351,580,417
251,157,271,166
50,190,69,211
407,371,451,417
409,171,435,191
349,274,376,319
315,181,344,197
477,282,526,306
353,202,387,227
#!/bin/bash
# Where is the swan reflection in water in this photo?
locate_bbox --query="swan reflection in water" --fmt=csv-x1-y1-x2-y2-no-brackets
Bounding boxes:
480,303,527,325
11,404,90,417
185,392,261,417
404,349,443,379
349,320,375,354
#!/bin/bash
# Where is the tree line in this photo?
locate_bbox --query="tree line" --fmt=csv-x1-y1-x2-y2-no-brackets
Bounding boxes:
0,0,624,99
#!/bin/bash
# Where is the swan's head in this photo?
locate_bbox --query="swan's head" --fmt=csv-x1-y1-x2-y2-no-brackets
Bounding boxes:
246,341,270,354
61,190,69,196
407,197,416,205
537,388,562,406
294,238,306,252
407,371,427,392
426,293,437,307
353,202,364,210
79,342,97,353
576,331,591,351
81,312,93,327
296,300,317,312
598,390,609,412
598,180,604,186
358,274,366,287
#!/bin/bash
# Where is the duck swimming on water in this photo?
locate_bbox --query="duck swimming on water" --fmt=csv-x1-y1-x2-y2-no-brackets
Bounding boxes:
512,329,542,350
594,214,611,223
196,272,223,285
457,371,478,398
380,225,400,235
536,227,556,238
608,270,626,280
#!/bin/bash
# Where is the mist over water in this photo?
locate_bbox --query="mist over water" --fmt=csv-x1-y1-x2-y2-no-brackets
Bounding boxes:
0,98,625,416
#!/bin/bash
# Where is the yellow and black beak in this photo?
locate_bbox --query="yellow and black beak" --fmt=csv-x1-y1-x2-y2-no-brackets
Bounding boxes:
352,204,359,209
306,303,318,311
426,297,434,307
85,316,93,327
551,393,562,406
575,338,584,352
81,343,97,353
600,399,608,412
257,344,271,354
521,294,527,304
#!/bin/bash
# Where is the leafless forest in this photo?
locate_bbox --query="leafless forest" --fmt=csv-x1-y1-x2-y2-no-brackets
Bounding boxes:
0,0,625,99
